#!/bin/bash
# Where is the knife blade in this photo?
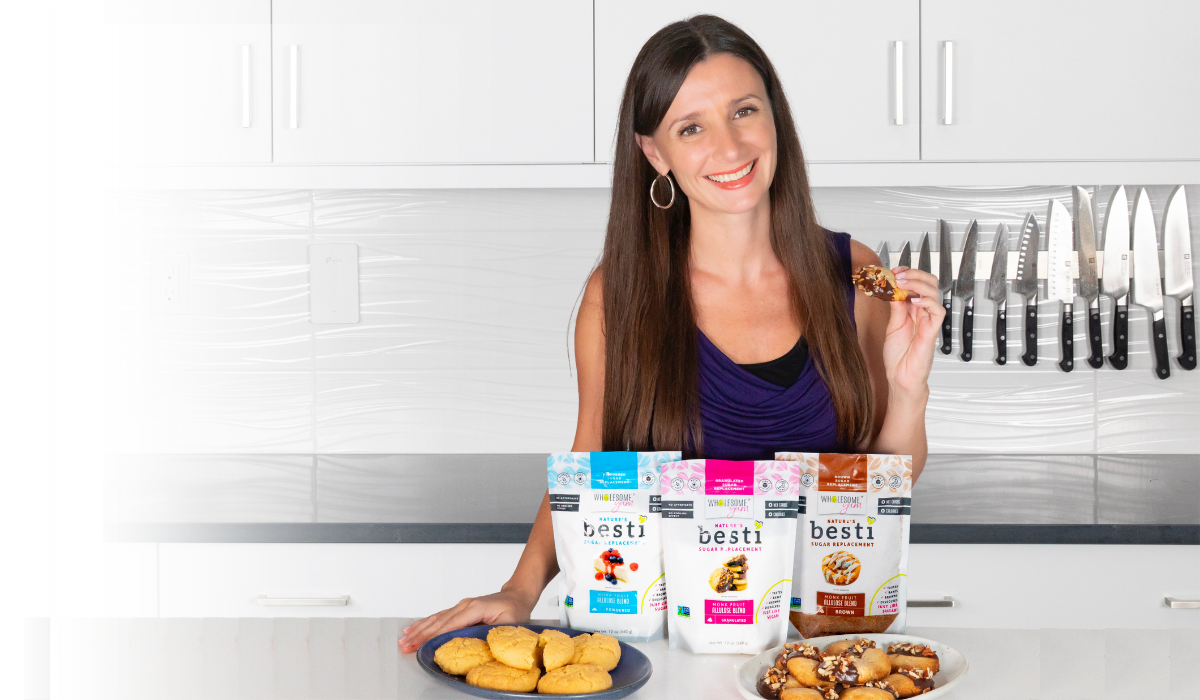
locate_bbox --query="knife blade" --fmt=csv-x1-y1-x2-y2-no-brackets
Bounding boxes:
918,233,931,274
1164,185,1195,370
1047,199,1075,372
1101,185,1131,370
1012,212,1041,366
1131,187,1169,379
953,220,979,361
987,223,1010,365
898,241,912,269
877,241,891,269
938,220,954,355
1073,187,1103,368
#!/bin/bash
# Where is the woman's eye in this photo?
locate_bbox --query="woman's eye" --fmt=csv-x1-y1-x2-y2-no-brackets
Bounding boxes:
735,106,757,118
680,124,699,137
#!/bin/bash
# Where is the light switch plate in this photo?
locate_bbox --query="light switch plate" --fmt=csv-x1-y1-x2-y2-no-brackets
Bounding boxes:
309,243,359,324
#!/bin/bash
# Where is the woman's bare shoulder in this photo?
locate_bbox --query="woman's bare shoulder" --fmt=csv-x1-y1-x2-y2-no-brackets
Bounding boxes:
848,239,882,269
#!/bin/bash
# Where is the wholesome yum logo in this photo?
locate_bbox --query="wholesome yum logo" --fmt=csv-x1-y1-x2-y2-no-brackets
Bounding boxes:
819,493,865,515
707,496,751,516
594,493,635,504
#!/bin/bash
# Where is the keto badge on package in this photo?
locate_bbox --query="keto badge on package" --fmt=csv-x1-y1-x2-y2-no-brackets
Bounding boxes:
547,451,678,642
777,452,912,639
660,459,799,655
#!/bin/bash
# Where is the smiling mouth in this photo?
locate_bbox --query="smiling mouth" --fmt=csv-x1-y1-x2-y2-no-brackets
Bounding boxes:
704,160,755,183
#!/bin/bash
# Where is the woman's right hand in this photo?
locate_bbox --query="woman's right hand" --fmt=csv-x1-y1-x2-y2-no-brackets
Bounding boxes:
398,587,540,653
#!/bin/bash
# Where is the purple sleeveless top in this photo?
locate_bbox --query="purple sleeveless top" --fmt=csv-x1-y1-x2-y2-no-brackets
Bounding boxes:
693,230,856,460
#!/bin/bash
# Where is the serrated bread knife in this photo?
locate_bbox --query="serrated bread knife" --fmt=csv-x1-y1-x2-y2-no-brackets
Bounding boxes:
938,220,954,354
1101,186,1131,370
1131,187,1169,379
1163,186,1195,370
954,220,979,361
987,223,1010,365
1012,213,1040,366
1047,199,1075,372
1073,187,1103,368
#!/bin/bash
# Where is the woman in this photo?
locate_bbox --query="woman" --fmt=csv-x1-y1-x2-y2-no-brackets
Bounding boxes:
399,15,941,653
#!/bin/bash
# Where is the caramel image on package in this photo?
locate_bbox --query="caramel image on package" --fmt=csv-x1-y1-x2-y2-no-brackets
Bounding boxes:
776,452,912,638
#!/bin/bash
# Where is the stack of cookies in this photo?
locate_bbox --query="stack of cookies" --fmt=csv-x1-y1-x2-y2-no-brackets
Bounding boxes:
757,639,940,699
433,626,622,695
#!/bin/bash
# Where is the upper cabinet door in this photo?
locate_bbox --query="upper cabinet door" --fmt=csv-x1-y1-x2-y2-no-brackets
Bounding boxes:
921,0,1200,161
595,2,920,163
107,0,272,164
272,1,593,164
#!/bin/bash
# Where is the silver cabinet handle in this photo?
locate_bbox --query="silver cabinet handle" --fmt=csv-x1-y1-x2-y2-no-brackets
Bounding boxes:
1165,597,1200,609
257,595,348,606
941,41,954,125
289,45,299,129
892,40,904,126
909,596,955,608
241,45,251,128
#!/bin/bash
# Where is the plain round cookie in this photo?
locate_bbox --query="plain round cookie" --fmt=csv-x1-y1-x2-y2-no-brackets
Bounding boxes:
536,664,613,694
542,637,574,672
486,626,541,670
465,661,540,693
840,687,898,700
432,636,494,676
538,629,571,647
571,633,621,671
779,688,827,700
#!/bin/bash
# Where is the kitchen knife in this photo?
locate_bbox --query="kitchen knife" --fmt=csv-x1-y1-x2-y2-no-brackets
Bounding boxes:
938,220,954,354
1047,199,1075,372
1073,187,1103,368
987,223,1010,365
918,233,931,274
1101,186,1131,370
954,220,979,361
1163,185,1195,370
877,241,891,269
1131,187,1169,379
898,241,912,269
1012,212,1041,366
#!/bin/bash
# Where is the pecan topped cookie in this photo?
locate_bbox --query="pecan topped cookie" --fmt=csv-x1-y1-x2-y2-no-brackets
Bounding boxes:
852,265,909,302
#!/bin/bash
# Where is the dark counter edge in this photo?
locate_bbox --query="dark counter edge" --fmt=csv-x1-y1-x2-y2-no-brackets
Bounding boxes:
106,523,1200,545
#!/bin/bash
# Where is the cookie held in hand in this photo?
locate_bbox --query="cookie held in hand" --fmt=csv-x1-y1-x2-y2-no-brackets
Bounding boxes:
852,265,909,301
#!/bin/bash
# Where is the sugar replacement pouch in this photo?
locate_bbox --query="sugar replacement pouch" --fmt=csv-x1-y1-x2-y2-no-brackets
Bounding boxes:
777,452,912,638
660,459,799,654
548,451,678,642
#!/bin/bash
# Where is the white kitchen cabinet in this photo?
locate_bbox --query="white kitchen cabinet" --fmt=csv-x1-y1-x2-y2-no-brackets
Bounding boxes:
106,0,272,165
158,543,561,619
271,0,593,164
595,2,920,163
920,0,1200,161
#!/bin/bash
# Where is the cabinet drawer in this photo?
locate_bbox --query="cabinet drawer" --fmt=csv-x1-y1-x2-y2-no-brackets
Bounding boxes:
159,543,560,618
906,544,1200,629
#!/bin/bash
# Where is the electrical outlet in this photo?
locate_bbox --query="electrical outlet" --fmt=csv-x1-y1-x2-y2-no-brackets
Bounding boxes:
309,244,359,324
152,253,190,315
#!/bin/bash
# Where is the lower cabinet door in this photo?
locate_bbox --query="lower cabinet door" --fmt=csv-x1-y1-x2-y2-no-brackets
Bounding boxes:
906,544,1200,629
158,543,560,618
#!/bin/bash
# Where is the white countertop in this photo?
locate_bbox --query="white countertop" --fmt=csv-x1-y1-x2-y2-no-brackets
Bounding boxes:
36,618,1200,699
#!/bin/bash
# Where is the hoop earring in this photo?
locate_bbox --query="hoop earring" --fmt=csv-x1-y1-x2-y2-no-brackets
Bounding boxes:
650,173,675,209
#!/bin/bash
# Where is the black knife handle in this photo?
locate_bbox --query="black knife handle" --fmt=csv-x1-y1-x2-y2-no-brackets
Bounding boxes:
995,304,1007,365
1058,305,1074,373
940,297,953,354
1152,314,1171,380
1021,303,1038,366
1107,298,1129,370
1086,306,1104,369
959,300,974,362
1179,304,1196,370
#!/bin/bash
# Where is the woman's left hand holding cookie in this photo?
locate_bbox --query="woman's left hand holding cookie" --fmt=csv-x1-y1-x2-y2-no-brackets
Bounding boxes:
883,267,944,398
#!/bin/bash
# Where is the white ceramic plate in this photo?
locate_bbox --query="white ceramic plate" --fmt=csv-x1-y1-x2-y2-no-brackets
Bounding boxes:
734,634,968,700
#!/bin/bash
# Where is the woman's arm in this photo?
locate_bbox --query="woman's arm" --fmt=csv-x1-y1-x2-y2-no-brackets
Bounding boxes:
849,242,942,481
398,270,606,652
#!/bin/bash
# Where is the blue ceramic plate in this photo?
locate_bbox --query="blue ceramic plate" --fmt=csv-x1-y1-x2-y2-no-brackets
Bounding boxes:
417,624,652,699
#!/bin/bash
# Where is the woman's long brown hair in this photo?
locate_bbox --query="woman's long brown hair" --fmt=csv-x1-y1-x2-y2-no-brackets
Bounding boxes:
600,14,873,453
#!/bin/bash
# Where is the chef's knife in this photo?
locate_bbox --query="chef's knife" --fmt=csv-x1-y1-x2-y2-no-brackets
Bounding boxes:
877,241,891,269
954,220,979,361
938,220,954,354
987,223,1010,365
918,233,931,274
1163,185,1195,370
1101,186,1131,370
1073,187,1103,368
1131,187,1169,379
1012,213,1040,366
897,241,912,269
1047,199,1075,372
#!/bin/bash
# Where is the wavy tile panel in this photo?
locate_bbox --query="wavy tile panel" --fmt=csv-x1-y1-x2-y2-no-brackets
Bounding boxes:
107,454,313,523
911,455,1096,524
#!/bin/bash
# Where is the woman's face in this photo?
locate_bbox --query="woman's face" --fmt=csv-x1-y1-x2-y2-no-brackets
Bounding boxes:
637,53,776,217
